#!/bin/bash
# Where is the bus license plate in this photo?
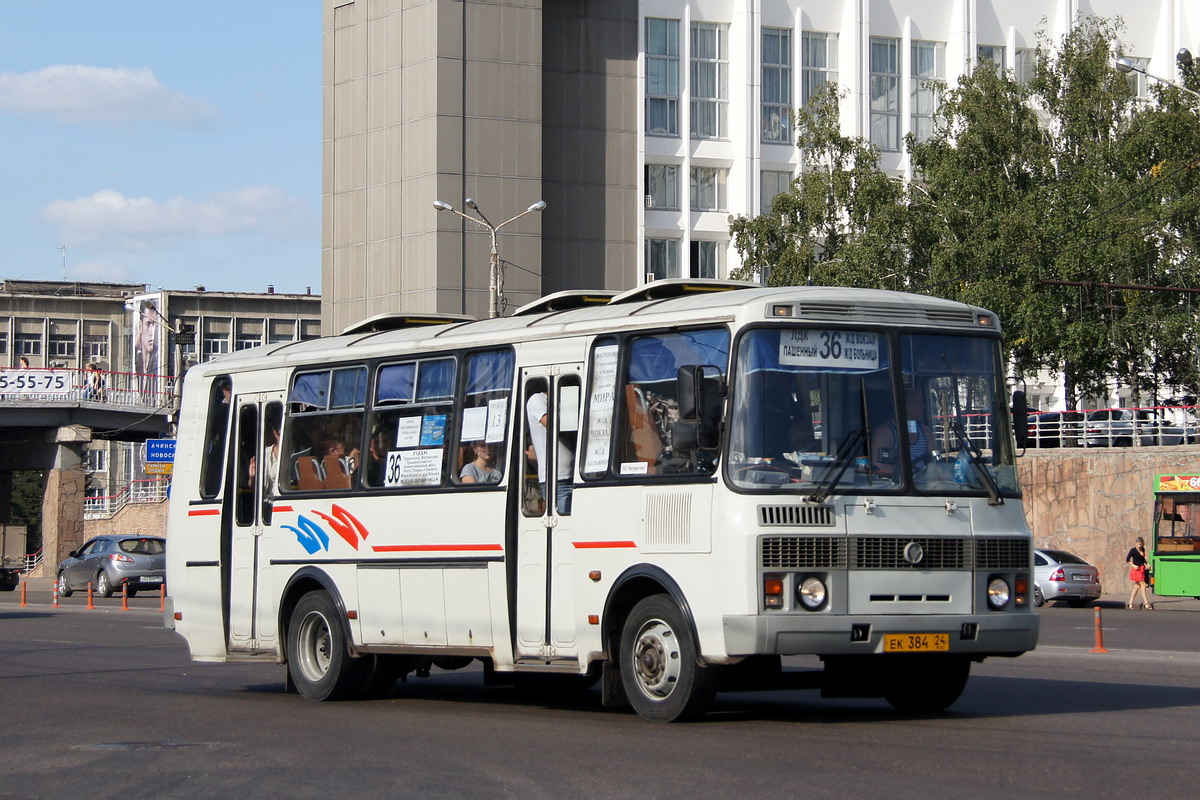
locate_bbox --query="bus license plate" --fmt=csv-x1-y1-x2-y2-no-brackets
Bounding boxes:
883,633,949,653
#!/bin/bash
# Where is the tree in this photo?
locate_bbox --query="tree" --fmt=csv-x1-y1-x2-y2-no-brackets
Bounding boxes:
731,16,1200,408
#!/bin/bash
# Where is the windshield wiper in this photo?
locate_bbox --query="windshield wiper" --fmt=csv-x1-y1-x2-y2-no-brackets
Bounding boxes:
809,427,867,504
949,421,1003,506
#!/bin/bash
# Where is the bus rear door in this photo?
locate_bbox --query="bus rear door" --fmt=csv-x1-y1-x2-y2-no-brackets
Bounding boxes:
514,366,582,663
228,392,285,652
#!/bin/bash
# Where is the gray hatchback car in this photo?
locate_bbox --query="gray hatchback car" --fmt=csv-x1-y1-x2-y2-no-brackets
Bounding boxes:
56,535,166,598
1033,548,1101,607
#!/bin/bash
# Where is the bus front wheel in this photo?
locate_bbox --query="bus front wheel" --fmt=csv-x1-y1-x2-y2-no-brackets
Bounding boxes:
882,655,970,713
287,591,365,701
619,595,715,722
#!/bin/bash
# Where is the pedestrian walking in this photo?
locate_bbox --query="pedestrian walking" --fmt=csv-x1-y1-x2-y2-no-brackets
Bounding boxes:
1126,536,1153,609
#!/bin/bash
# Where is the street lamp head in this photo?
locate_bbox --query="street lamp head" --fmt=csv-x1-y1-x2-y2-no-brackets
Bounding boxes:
433,200,454,212
1114,56,1139,75
527,200,547,213
1179,48,1195,69
465,197,479,210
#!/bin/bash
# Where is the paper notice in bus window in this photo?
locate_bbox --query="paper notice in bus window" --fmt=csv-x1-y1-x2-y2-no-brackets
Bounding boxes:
620,461,649,476
421,415,447,446
485,398,507,443
584,345,619,473
384,448,443,487
778,329,880,370
461,406,487,441
396,416,422,448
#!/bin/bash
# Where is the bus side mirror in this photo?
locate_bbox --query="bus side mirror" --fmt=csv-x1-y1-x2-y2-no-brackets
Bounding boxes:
677,365,724,450
1012,390,1029,448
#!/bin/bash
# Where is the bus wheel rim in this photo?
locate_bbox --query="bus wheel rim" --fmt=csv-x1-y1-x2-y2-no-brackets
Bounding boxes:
297,611,333,680
631,619,680,699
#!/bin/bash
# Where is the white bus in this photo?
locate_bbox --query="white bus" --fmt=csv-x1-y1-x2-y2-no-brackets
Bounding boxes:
165,280,1037,722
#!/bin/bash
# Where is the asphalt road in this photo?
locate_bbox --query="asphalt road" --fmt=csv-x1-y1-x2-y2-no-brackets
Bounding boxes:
1,588,1197,800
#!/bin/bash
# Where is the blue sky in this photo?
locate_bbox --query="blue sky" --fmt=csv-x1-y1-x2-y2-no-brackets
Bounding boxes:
0,1,322,294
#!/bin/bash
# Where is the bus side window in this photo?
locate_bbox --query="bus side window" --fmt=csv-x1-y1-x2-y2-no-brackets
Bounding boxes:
454,348,514,487
199,376,233,499
281,366,367,492
365,357,457,489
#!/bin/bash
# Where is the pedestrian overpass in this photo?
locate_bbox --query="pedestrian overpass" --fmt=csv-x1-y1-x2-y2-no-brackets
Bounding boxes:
0,367,172,578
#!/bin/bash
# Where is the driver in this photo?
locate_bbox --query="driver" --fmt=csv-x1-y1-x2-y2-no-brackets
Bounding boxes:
871,388,935,478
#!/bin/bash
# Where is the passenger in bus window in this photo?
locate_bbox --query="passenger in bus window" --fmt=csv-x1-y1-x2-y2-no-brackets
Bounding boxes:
320,438,356,489
249,424,281,496
366,425,390,486
871,388,935,478
460,441,500,483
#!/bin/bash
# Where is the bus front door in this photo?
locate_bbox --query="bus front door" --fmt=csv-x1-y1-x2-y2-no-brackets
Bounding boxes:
514,367,582,662
227,393,285,652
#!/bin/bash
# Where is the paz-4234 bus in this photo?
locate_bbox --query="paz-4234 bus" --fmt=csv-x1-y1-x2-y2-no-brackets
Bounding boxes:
165,280,1038,722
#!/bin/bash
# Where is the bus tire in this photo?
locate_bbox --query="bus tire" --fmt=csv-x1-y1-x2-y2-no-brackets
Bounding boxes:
287,590,365,701
882,656,970,713
619,594,715,722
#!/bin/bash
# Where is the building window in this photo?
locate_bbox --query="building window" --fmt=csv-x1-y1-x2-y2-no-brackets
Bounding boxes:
84,335,109,360
202,335,230,360
646,18,680,136
977,45,1005,73
644,164,679,209
1121,56,1150,101
801,32,838,106
1015,48,1037,84
762,27,792,143
15,334,41,356
646,238,679,281
869,37,900,152
761,170,793,211
690,22,728,139
911,41,943,143
690,241,723,279
85,448,107,473
48,335,76,358
235,335,261,351
690,166,727,211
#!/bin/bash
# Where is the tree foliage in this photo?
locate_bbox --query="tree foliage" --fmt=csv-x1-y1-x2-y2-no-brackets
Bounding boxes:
731,16,1200,408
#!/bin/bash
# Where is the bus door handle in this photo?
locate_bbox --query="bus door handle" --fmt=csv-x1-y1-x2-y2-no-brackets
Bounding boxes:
543,516,558,530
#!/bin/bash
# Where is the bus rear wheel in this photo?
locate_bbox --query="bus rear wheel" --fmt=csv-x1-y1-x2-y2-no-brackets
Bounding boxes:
882,655,970,713
619,595,715,722
287,591,365,701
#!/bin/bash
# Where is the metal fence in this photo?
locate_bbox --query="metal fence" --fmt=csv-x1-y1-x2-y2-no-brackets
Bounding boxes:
84,478,170,519
1027,405,1200,449
0,365,175,410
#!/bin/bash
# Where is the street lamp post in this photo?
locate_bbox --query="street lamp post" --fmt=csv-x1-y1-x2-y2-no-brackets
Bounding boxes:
433,198,547,318
1115,50,1200,104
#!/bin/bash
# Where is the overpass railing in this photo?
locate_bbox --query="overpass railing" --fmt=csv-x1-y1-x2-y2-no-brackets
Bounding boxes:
0,366,175,410
84,478,170,520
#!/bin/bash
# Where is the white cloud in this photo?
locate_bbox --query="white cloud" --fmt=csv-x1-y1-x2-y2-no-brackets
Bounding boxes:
0,65,219,127
40,187,315,249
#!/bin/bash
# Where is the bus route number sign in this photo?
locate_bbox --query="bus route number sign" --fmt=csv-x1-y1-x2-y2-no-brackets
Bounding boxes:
779,329,880,370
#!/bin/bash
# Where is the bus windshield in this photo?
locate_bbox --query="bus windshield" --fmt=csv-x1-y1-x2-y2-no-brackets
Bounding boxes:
728,327,1018,497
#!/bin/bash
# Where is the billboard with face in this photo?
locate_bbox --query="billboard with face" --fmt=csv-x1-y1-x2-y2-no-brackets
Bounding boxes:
130,292,164,402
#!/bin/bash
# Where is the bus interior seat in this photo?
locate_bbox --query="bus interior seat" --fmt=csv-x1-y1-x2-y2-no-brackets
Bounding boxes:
624,384,662,473
295,455,325,490
322,455,352,489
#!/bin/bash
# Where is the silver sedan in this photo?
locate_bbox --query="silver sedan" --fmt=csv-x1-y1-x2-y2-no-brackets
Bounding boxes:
1033,548,1101,607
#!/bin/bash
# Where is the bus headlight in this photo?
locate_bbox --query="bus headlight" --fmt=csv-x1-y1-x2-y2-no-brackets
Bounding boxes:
987,577,1011,609
797,576,828,611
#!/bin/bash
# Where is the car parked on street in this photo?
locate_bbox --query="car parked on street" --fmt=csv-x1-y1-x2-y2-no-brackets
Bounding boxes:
1027,410,1086,448
1082,408,1186,447
56,535,166,598
1033,549,1101,607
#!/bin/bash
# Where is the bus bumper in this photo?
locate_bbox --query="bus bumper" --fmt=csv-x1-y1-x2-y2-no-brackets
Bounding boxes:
721,612,1039,658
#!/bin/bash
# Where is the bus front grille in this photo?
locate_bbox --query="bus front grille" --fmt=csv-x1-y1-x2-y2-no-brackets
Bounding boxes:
761,536,847,569
757,504,836,527
974,537,1030,569
851,537,969,570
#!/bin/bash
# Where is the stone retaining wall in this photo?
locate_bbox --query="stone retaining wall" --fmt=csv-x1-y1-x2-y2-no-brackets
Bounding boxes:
1018,446,1200,593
